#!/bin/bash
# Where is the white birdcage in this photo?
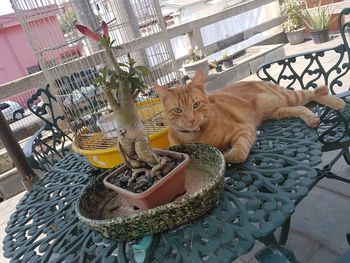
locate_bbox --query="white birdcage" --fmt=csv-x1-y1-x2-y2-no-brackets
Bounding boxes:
12,0,181,167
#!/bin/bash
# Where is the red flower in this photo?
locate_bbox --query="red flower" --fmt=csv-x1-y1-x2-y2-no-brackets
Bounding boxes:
75,24,101,41
101,21,109,38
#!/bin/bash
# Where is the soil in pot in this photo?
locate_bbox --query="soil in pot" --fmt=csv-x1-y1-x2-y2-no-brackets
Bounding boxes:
103,149,190,209
108,155,182,193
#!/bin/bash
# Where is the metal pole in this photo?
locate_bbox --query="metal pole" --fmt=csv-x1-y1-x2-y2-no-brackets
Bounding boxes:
0,111,37,190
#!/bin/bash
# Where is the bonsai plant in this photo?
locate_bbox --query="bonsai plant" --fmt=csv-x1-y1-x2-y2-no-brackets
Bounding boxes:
281,0,305,45
182,46,209,78
302,0,335,44
75,22,190,210
222,51,233,68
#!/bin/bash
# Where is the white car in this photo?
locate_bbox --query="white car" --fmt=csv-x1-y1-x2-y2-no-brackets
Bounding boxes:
0,101,25,122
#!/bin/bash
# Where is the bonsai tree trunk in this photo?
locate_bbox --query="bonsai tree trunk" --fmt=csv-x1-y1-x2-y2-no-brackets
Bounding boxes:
103,84,167,184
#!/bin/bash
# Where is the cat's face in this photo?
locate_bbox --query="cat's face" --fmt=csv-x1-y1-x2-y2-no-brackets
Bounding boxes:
155,70,210,132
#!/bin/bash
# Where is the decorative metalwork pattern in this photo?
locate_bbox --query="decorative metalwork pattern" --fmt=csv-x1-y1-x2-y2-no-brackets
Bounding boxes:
24,85,71,171
152,119,322,262
3,118,321,263
257,9,350,154
316,101,350,151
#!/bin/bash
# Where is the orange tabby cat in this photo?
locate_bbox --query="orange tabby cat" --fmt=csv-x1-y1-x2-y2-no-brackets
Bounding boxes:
155,70,345,164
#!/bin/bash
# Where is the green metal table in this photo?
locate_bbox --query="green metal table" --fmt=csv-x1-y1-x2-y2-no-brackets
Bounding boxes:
3,118,323,263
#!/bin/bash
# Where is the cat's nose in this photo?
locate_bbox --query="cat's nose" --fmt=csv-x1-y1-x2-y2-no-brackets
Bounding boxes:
188,119,196,124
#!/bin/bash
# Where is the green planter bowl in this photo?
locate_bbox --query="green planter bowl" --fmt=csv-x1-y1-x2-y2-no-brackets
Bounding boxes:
76,144,226,241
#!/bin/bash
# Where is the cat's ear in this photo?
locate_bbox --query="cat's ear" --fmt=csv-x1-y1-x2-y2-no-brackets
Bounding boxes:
154,85,172,101
190,70,205,90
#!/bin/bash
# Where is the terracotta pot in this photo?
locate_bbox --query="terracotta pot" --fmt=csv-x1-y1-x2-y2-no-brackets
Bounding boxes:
103,149,190,210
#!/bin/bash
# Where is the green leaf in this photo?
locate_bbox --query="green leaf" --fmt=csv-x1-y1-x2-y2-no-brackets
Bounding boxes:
102,66,108,79
135,66,150,76
99,37,111,48
93,75,104,85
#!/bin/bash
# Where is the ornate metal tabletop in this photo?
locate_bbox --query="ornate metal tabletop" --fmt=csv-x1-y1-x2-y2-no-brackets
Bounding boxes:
3,118,322,263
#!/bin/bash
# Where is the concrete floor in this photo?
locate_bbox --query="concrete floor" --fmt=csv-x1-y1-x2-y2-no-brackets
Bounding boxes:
1,36,349,263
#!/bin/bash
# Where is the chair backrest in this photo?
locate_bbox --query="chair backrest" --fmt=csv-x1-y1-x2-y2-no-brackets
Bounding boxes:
256,9,350,152
257,8,350,95
25,84,71,171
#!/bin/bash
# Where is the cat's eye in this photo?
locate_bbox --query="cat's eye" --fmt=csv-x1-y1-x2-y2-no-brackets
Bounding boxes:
193,101,201,109
173,107,183,113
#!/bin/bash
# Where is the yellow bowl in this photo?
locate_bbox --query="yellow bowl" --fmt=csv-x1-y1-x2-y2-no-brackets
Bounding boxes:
73,127,170,168
72,98,170,168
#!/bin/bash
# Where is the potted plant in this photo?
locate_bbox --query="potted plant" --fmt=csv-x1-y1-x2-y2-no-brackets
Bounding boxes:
281,0,305,45
211,60,223,72
182,46,209,79
222,51,233,68
75,22,190,210
302,0,335,44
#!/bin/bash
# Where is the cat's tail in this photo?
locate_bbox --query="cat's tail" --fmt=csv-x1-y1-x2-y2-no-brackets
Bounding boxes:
312,85,345,110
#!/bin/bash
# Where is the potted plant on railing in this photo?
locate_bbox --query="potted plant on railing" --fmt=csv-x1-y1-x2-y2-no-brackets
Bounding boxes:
182,46,209,78
222,51,233,68
211,60,223,72
281,0,305,45
75,22,190,210
302,0,335,44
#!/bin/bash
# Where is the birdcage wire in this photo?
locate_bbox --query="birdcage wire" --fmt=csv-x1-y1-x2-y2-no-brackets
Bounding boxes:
11,0,180,151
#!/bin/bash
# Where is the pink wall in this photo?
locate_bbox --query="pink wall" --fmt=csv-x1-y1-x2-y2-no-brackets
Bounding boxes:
0,24,38,84
0,10,67,86
0,9,77,107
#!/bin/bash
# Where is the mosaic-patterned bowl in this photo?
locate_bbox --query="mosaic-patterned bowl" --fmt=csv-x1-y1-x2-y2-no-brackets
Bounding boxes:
76,144,226,241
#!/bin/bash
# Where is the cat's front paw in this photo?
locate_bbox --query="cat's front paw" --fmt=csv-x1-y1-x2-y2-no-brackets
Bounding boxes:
332,98,346,110
223,148,248,164
306,115,320,128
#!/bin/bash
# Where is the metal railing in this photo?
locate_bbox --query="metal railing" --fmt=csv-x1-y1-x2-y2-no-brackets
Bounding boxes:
4,0,349,135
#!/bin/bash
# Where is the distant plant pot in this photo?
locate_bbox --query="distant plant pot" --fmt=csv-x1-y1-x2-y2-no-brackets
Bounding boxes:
103,149,190,210
286,27,305,45
215,64,223,72
183,57,209,79
223,58,233,68
311,29,329,44
96,112,118,138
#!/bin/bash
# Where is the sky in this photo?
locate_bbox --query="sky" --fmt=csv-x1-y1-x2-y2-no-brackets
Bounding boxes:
0,0,14,15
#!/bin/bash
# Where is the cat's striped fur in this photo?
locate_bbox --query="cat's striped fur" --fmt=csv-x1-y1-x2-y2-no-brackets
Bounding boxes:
155,70,345,163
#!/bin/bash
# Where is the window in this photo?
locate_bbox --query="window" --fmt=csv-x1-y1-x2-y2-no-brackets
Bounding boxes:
27,64,42,75
0,103,10,110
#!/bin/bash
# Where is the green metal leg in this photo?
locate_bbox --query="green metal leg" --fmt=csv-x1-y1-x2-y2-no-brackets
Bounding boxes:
279,217,291,246
256,233,300,263
343,147,350,165
319,148,350,184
